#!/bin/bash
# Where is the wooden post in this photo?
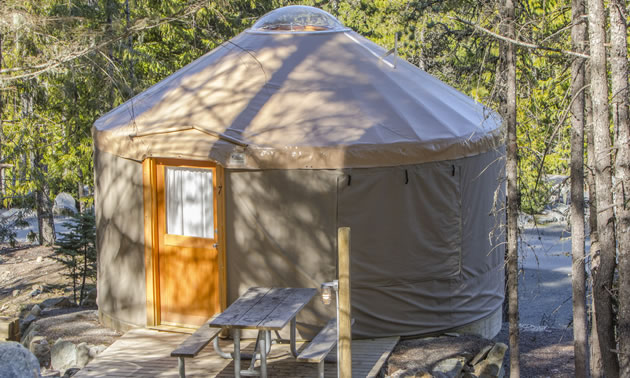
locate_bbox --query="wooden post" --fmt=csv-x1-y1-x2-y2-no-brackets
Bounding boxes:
338,227,352,377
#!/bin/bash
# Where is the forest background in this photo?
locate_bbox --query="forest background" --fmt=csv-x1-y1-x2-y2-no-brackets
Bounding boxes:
0,1,628,377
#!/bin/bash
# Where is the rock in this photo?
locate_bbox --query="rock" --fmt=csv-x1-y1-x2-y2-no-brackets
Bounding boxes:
12,289,20,297
80,288,97,307
473,342,508,378
88,344,106,358
76,342,90,368
51,340,90,374
20,314,37,330
30,336,51,367
36,256,43,263
51,340,77,373
1,303,9,312
20,322,39,347
62,367,81,377
41,297,75,309
0,341,41,377
471,345,493,366
30,304,42,316
53,193,77,215
29,289,41,297
389,369,430,377
432,357,466,378
41,368,62,377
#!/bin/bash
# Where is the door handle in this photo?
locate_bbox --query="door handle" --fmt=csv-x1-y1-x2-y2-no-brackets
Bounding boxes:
212,243,218,248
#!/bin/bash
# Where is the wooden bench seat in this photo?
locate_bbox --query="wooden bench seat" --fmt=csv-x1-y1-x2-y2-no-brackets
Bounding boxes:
297,318,337,378
171,319,222,378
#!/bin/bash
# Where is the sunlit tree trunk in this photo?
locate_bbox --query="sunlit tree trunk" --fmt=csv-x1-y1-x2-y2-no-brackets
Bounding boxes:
500,0,520,376
587,0,619,375
570,0,589,375
610,0,630,375
34,124,55,246
586,65,604,378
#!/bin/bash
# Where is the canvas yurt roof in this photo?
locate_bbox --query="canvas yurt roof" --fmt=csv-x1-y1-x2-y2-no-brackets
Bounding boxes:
94,6,502,169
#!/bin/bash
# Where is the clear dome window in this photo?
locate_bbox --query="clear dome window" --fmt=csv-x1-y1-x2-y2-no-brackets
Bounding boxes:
250,6,349,33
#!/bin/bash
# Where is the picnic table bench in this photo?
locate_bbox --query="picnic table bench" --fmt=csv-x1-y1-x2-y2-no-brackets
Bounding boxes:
171,318,222,378
296,317,337,378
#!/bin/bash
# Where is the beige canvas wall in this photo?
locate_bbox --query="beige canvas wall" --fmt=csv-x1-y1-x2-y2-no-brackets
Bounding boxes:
337,148,504,337
224,148,505,338
224,169,339,338
95,147,504,337
95,149,147,328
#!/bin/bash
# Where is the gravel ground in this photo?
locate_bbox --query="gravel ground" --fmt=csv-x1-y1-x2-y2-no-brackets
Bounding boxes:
498,323,575,377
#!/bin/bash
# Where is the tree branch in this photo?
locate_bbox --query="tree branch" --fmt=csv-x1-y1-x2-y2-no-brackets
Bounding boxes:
451,16,591,59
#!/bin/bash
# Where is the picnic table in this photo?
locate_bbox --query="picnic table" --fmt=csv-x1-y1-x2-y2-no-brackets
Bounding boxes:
209,287,317,378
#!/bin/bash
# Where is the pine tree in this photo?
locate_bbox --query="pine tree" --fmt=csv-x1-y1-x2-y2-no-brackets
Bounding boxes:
52,209,96,305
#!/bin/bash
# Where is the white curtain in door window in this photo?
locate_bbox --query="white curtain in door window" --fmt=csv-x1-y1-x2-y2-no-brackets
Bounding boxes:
166,167,214,238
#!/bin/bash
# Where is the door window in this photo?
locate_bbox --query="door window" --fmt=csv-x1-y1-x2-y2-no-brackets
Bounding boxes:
165,167,214,238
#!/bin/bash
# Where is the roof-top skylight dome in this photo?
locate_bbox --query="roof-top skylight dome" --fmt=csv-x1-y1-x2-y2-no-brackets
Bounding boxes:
250,5,349,33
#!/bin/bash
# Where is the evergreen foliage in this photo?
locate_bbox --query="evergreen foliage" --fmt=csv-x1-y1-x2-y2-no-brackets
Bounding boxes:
52,209,96,305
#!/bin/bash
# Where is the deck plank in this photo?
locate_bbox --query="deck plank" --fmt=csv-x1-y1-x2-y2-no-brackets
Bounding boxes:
74,328,398,378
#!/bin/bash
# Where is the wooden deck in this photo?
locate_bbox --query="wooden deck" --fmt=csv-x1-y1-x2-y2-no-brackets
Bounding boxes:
75,328,399,377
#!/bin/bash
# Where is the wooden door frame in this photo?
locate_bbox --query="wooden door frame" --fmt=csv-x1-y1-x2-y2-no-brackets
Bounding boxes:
142,157,227,327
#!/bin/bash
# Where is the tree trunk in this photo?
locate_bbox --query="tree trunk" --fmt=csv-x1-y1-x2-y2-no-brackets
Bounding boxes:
501,0,520,376
77,168,85,213
570,0,589,375
34,125,56,246
610,1,630,375
587,0,619,375
586,65,604,378
0,32,4,207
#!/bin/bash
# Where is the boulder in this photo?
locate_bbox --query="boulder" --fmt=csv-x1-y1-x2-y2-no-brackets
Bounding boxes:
20,314,37,331
473,342,508,378
30,304,42,316
76,342,90,368
41,297,75,309
88,344,106,358
62,367,81,377
29,336,51,367
51,340,91,375
53,193,77,215
0,341,41,377
432,357,466,378
20,322,39,347
51,340,78,373
41,368,61,377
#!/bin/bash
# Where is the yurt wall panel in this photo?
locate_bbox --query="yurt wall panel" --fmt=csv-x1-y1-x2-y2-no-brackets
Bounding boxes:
95,149,147,328
460,148,506,279
337,150,504,337
224,169,339,338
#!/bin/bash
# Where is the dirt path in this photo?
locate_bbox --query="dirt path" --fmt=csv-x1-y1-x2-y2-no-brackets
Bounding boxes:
0,243,69,317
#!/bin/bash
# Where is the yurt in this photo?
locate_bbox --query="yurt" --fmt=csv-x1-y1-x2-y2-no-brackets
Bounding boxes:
93,6,505,339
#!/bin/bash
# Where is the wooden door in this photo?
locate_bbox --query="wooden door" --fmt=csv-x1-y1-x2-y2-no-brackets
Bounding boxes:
155,161,220,327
